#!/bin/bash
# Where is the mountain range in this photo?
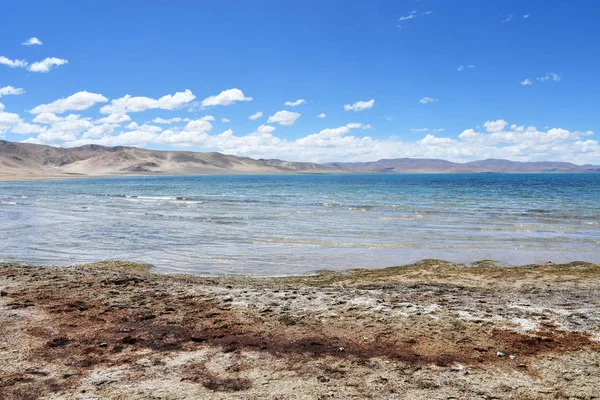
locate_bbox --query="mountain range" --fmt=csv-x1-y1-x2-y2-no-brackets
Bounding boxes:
1,140,598,180
329,158,600,173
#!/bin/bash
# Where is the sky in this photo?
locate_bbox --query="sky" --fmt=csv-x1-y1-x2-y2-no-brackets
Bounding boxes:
1,0,599,164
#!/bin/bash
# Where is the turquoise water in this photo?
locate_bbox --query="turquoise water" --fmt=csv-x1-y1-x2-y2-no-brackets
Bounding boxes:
1,174,599,275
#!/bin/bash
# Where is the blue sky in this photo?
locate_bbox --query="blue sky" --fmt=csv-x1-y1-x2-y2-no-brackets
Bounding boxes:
1,0,599,163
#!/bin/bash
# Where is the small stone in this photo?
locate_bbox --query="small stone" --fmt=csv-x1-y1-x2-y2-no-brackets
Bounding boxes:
509,355,516,360
497,351,505,357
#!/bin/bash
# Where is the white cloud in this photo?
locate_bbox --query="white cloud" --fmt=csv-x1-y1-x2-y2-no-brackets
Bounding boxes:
523,14,530,19
257,125,276,134
411,128,428,133
18,109,600,165
520,79,533,86
458,65,476,72
96,113,131,124
344,99,375,112
42,114,94,141
0,86,25,97
284,99,306,107
0,111,21,133
82,123,117,139
201,88,252,107
318,113,326,118
502,14,513,23
399,10,417,21
30,91,108,114
537,73,561,82
221,118,231,123
152,117,190,124
249,111,263,120
11,122,46,135
32,112,63,124
267,110,301,126
22,37,43,46
398,10,432,24
0,56,27,68
100,90,195,114
154,116,216,147
483,119,508,133
0,106,46,135
28,57,68,72
419,97,437,104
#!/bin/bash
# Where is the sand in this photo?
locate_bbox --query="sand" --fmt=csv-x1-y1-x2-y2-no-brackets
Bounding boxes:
1,260,599,399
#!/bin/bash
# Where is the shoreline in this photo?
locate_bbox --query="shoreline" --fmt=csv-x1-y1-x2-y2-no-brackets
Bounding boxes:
3,170,600,183
2,260,599,399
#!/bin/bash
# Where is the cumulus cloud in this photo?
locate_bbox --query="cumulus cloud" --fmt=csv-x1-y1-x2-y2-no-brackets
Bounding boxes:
0,86,25,97
152,117,190,124
22,37,43,46
16,109,600,165
344,99,375,112
284,99,306,107
257,125,276,134
537,73,561,82
96,113,131,124
267,110,301,126
520,79,533,86
419,97,437,104
318,113,326,118
501,14,513,23
483,119,508,133
28,57,68,72
30,91,108,114
32,113,63,124
221,118,231,123
249,111,263,120
82,123,118,139
100,90,195,114
0,108,46,135
201,88,252,107
0,56,28,68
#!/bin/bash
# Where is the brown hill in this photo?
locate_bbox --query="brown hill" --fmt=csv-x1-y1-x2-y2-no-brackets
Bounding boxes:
0,140,343,180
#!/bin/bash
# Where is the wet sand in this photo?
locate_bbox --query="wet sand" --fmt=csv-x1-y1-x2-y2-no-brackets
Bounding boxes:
1,260,599,399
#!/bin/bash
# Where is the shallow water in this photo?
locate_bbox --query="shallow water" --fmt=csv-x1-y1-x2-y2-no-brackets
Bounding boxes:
1,174,599,275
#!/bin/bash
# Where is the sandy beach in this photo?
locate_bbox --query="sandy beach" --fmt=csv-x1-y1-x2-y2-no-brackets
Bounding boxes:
1,260,599,399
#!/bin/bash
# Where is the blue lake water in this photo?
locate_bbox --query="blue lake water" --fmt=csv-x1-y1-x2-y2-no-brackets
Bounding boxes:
1,174,599,275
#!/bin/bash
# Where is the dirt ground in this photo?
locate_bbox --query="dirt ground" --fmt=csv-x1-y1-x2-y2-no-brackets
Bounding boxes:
1,260,599,399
